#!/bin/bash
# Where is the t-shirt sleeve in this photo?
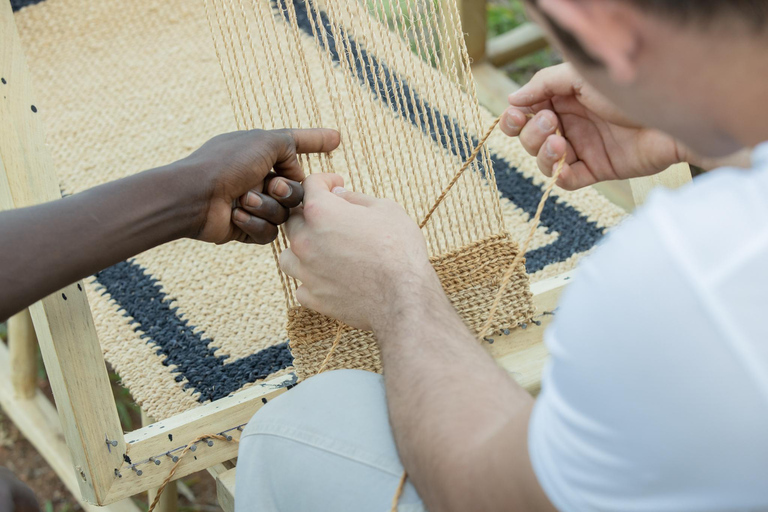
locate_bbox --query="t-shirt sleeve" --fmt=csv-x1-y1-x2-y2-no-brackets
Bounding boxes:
527,186,768,512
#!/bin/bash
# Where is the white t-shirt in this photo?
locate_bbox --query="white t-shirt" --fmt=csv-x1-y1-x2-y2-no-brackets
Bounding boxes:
529,143,768,512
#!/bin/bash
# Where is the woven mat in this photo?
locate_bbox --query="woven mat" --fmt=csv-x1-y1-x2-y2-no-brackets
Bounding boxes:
13,0,625,420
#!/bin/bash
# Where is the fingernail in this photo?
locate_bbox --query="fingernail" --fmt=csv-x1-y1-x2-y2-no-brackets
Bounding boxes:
233,209,249,223
246,192,262,208
546,139,558,159
332,186,346,195
504,110,519,131
537,115,554,132
272,179,291,198
508,88,525,102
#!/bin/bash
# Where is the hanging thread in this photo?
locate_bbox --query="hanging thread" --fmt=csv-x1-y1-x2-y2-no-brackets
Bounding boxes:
316,321,346,374
148,434,238,512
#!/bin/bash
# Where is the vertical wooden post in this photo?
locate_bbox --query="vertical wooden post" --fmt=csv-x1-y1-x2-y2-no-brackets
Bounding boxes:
457,0,487,63
9,308,37,399
1,2,125,503
141,411,178,512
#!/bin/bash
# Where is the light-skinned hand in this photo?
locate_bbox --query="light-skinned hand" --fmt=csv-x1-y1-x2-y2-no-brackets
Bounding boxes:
279,174,439,331
502,63,686,190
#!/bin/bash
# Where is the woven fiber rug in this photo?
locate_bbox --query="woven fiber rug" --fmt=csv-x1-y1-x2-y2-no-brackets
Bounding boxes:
12,0,625,420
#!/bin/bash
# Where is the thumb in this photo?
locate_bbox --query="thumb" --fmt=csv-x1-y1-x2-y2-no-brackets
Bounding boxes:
302,173,345,200
331,187,377,206
508,64,581,107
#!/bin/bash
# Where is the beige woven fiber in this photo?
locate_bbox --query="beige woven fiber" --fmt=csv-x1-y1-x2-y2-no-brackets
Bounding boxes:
289,235,534,379
13,0,625,419
206,0,539,378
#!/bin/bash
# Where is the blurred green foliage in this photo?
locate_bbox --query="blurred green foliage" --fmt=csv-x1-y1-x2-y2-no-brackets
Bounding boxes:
110,372,141,431
488,0,562,84
487,1,528,37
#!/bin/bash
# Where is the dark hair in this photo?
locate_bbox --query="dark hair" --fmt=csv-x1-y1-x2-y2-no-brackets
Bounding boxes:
527,0,768,65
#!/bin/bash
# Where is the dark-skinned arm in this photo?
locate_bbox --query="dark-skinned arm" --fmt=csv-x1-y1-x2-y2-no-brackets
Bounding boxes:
0,128,339,321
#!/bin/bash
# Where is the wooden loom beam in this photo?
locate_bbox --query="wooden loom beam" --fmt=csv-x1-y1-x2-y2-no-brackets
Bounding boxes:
104,374,294,503
0,0,126,503
0,342,141,512
8,308,37,399
487,22,549,67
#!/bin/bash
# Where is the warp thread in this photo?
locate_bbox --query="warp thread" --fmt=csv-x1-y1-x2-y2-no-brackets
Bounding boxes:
310,114,508,373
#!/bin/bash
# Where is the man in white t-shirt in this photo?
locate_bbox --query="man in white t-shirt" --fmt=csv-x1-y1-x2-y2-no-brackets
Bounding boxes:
236,0,768,510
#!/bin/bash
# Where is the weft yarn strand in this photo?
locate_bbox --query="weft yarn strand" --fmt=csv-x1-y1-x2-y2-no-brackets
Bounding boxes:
316,321,346,374
418,116,502,229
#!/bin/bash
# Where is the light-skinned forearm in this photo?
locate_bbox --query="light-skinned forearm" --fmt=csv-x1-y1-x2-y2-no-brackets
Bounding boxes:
373,274,550,512
0,165,202,321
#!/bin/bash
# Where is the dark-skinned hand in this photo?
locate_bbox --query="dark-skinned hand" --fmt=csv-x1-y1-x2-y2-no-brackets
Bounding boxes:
181,128,340,244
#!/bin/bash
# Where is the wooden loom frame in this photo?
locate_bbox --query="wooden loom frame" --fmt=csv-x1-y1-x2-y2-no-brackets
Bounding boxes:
0,0,692,510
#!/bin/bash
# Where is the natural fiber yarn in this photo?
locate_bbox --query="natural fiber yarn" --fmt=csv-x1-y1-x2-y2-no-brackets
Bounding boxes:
307,115,522,375
289,234,534,378
148,434,238,512
205,0,541,380
14,0,625,419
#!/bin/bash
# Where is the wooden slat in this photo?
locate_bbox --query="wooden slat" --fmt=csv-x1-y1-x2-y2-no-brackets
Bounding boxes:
592,180,635,213
0,2,125,503
487,22,548,67
472,62,520,117
457,0,487,63
215,468,237,512
0,342,141,512
141,411,178,512
104,373,295,503
630,162,693,206
9,309,37,399
207,462,236,512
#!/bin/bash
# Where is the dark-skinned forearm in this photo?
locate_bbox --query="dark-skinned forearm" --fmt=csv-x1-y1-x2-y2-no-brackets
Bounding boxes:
0,164,202,321
374,280,538,512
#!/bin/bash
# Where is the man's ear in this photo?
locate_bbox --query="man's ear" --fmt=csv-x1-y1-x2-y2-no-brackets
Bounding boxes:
537,0,642,84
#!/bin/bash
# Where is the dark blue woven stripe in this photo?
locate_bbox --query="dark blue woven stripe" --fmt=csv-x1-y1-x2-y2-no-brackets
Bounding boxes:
10,0,46,11
94,261,295,402
278,0,605,273
84,0,608,403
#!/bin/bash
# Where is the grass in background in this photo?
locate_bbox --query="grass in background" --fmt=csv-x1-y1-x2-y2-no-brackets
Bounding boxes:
488,0,562,84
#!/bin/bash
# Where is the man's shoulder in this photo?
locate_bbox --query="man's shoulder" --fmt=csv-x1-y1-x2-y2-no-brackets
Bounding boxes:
532,165,768,512
640,164,768,276
552,162,768,359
